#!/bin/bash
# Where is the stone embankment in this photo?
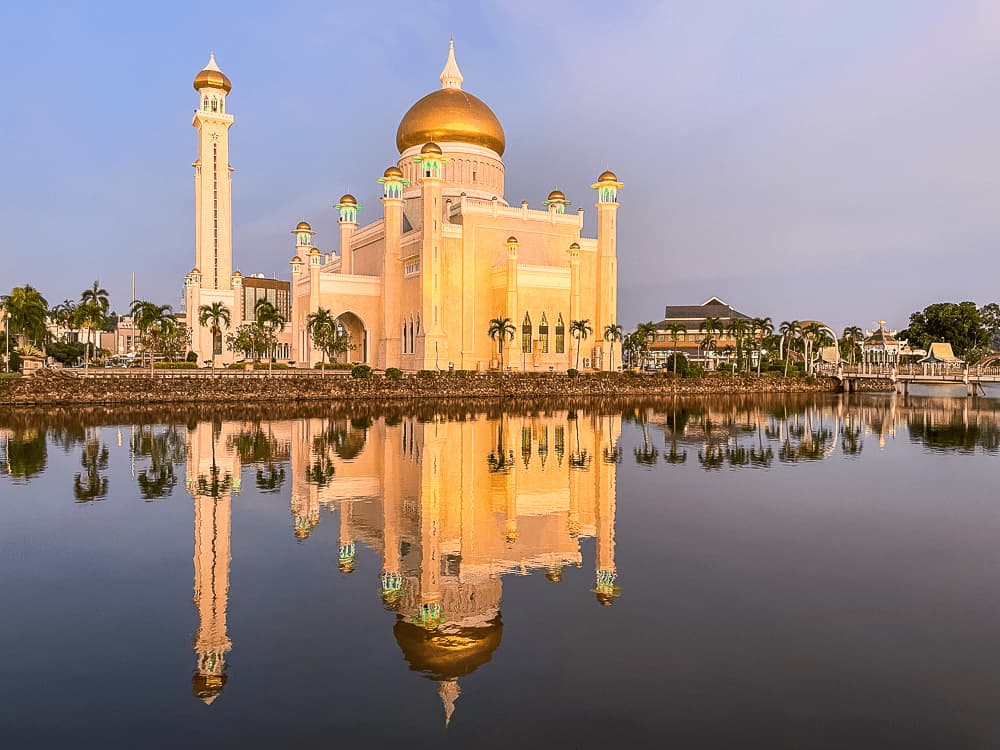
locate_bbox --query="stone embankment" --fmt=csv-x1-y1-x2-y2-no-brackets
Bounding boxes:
0,369,886,408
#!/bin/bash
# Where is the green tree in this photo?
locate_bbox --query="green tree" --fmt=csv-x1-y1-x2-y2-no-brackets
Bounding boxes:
980,303,1000,350
254,299,287,372
666,323,686,375
842,325,863,365
198,302,231,373
632,321,657,369
900,302,989,358
488,316,516,372
570,319,594,370
306,307,335,370
1,285,49,348
752,317,774,374
699,316,723,369
727,319,749,373
130,301,183,372
603,323,623,371
72,301,108,370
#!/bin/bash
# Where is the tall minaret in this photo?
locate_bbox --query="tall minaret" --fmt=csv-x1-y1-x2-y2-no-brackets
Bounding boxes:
591,170,622,370
415,142,447,369
192,54,234,292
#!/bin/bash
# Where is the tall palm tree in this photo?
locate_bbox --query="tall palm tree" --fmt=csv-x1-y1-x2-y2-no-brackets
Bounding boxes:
842,325,863,366
72,301,108,371
752,317,774,374
779,320,802,377
198,302,231,373
488,316,516,373
699,317,723,370
666,323,686,374
570,319,593,370
802,322,823,375
79,280,110,365
727,319,749,373
603,323,623,371
254,299,287,372
632,321,657,369
306,307,336,372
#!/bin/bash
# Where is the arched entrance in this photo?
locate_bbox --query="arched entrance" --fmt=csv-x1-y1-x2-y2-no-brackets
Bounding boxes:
333,311,368,365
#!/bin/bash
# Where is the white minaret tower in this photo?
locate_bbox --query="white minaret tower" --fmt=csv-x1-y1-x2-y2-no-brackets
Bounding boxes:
192,53,234,292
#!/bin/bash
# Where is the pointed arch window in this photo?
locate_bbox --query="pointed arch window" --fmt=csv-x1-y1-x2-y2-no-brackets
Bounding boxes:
538,313,549,354
402,317,408,354
203,96,209,111
521,312,532,353
555,314,565,354
211,97,218,112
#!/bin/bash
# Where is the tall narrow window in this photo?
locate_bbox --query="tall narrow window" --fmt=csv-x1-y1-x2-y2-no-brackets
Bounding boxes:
211,97,217,112
203,96,209,111
555,314,565,354
521,312,532,353
539,313,549,354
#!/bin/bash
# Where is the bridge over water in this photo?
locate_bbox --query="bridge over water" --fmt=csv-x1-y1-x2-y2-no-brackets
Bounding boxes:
838,364,1000,395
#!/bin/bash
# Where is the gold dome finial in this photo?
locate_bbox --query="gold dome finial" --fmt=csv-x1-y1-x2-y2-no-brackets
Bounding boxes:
440,37,464,90
193,52,232,93
295,220,312,231
420,142,443,155
338,193,358,206
383,166,404,178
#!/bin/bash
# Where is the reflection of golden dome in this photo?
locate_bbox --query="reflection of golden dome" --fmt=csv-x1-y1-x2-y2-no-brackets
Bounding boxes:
192,672,227,704
397,90,505,156
547,189,566,201
193,53,232,93
338,193,357,206
545,570,563,583
338,560,355,574
394,615,503,681
294,528,309,540
595,592,616,606
384,166,404,178
295,221,312,231
597,170,618,182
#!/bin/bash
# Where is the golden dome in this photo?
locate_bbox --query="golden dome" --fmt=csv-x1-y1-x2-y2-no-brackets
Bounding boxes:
394,615,503,681
309,247,321,256
338,193,357,206
569,242,581,250
547,189,566,202
295,221,312,231
420,141,443,155
231,270,242,278
290,255,303,264
506,235,518,244
190,267,201,275
597,170,618,183
397,89,505,156
193,53,232,93
384,166,404,178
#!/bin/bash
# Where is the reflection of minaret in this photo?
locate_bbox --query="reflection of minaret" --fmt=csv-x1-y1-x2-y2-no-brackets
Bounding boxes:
338,499,356,573
192,487,232,703
594,414,621,606
381,423,403,604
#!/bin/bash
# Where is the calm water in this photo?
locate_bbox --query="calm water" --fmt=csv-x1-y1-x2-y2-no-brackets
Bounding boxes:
2,393,1000,748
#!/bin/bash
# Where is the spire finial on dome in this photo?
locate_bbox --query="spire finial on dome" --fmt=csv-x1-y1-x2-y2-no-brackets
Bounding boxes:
440,38,463,90
205,52,221,72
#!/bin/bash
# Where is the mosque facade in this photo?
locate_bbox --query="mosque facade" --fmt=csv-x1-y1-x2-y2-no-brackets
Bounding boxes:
184,43,621,371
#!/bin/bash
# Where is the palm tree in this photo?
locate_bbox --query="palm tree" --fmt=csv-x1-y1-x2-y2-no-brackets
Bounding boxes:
632,321,657,369
254,299,287,372
487,316,516,373
72,301,108,370
779,320,802,377
666,322,686,374
570,319,593,370
79,280,110,365
306,307,341,372
603,323,623,371
802,322,823,375
130,300,174,374
1,285,49,348
842,325,863,366
700,316,724,369
198,302,231,373
80,280,109,313
752,317,774,374
727,319,749,373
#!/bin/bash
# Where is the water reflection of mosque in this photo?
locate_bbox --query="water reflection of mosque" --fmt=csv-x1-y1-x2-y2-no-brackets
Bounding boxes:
184,410,621,722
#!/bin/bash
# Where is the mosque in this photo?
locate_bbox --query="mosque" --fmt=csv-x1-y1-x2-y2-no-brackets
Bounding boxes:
185,42,622,371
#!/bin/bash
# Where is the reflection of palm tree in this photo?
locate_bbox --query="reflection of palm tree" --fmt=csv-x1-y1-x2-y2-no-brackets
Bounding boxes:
698,445,725,470
633,409,658,465
134,424,185,500
196,421,232,499
255,464,286,493
74,436,109,502
2,429,47,480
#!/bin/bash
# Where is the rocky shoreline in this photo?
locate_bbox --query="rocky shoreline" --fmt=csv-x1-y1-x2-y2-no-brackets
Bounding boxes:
0,369,893,408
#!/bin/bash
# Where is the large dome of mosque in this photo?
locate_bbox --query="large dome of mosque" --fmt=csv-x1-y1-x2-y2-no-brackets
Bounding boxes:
395,40,506,156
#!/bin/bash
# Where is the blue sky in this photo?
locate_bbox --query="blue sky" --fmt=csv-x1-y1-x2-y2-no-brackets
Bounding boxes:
2,0,999,331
